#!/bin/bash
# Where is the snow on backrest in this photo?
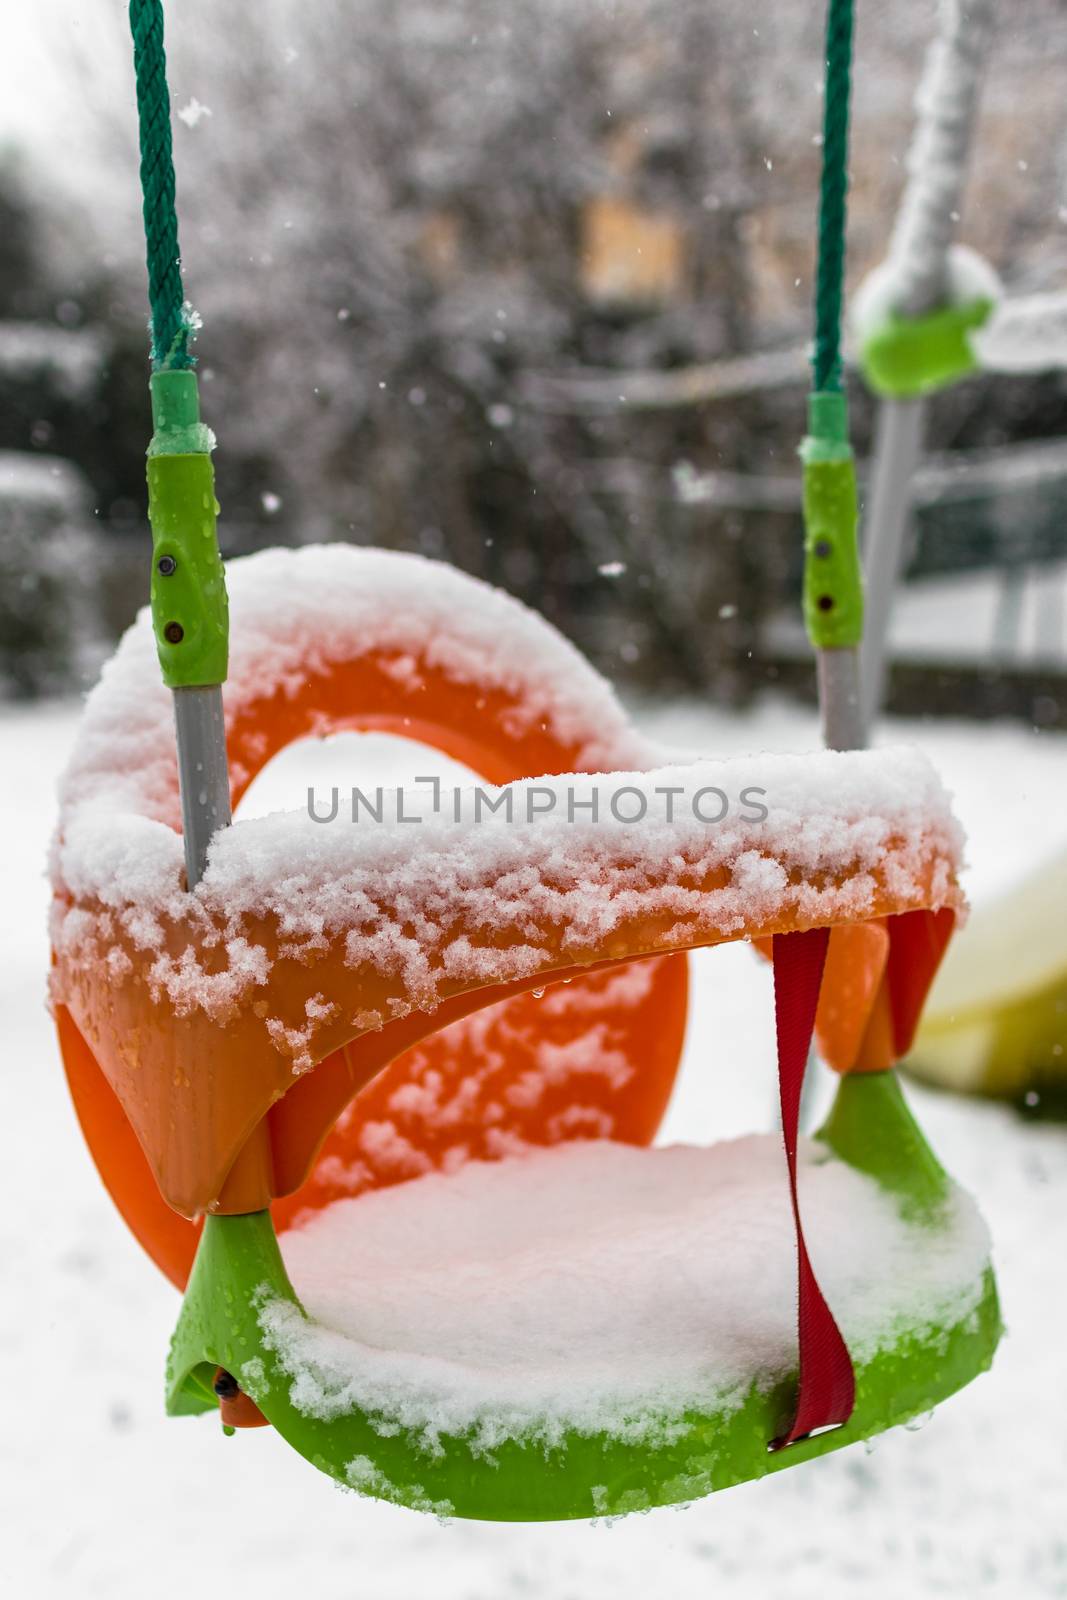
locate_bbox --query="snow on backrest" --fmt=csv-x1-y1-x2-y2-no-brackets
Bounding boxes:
53,544,650,841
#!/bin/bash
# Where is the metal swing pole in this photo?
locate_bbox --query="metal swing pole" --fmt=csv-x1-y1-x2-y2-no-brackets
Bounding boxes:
858,0,994,734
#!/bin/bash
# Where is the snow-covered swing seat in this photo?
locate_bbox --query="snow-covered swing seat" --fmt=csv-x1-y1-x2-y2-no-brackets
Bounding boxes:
51,545,1000,1520
50,0,1003,1523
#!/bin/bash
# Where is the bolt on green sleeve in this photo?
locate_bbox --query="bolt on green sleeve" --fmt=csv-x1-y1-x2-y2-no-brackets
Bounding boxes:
799,391,864,651
146,370,229,689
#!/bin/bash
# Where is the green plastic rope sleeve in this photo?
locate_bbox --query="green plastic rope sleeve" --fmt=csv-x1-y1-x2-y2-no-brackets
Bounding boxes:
148,367,215,456
861,295,994,399
800,390,863,650
147,370,229,687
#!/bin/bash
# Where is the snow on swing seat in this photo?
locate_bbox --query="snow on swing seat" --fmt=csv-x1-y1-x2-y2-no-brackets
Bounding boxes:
266,1136,992,1462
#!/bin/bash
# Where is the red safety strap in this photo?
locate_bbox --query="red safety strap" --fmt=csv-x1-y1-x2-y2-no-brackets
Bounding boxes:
771,927,856,1447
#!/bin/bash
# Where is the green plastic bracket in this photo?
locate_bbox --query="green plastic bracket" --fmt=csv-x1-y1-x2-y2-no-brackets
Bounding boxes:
800,390,864,650
165,1070,1001,1521
819,1068,949,1220
146,370,229,689
860,296,994,399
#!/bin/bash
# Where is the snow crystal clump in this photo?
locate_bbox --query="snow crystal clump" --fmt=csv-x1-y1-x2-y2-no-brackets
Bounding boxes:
50,545,963,1034
52,745,963,1027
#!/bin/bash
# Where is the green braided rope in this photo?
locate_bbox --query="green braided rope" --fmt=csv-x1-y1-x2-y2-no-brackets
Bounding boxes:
129,0,193,369
812,0,854,394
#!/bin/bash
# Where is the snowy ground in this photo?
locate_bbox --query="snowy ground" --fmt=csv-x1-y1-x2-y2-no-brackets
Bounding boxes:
3,695,1067,1599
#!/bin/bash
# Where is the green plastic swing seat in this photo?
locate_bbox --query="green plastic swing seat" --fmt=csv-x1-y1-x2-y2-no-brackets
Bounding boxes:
167,1073,1000,1521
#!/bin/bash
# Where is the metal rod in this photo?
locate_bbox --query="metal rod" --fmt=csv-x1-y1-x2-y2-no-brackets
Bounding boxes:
991,567,1026,661
173,685,232,887
817,646,866,753
858,397,926,731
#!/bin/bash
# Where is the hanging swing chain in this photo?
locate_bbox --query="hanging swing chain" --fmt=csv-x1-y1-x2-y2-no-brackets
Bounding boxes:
129,0,193,370
812,0,854,395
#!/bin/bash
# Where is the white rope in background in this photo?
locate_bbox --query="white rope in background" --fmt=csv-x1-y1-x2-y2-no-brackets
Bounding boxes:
884,0,995,317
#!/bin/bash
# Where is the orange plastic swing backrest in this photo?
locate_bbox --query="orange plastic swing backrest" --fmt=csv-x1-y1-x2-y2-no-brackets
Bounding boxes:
55,578,960,1290
57,641,689,1288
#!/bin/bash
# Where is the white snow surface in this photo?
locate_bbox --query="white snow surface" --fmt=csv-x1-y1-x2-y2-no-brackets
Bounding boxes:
50,547,963,1035
8,698,1067,1597
55,544,650,843
266,1135,989,1455
0,322,107,402
52,744,964,1034
0,449,88,512
972,290,1067,374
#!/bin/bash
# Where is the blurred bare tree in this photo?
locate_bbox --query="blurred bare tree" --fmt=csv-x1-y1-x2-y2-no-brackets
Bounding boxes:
28,0,1067,703
70,0,836,687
